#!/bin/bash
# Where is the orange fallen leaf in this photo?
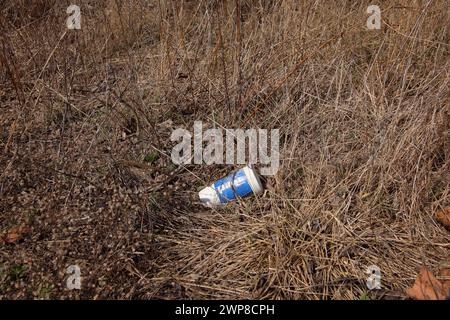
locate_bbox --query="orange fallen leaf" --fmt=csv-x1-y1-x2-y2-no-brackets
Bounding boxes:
1,224,29,244
440,267,450,293
406,267,447,300
436,206,450,228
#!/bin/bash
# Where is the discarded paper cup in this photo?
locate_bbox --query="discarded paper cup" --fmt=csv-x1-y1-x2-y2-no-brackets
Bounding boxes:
198,166,263,207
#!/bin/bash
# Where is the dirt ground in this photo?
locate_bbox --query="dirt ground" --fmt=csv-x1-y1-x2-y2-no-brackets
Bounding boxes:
0,0,449,299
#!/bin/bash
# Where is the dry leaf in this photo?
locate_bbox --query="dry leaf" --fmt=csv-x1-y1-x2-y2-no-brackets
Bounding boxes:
406,267,447,300
436,206,450,228
2,224,29,244
440,267,450,293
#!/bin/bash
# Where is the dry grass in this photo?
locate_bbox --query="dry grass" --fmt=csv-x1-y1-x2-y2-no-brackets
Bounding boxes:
0,0,449,299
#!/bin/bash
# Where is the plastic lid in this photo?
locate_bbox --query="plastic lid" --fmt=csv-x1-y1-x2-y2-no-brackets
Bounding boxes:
243,166,263,194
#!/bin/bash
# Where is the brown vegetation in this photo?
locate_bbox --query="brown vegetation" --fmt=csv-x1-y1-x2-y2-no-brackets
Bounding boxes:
0,0,449,299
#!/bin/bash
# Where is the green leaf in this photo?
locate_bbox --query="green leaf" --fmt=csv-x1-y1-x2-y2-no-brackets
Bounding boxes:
143,151,160,164
359,292,371,300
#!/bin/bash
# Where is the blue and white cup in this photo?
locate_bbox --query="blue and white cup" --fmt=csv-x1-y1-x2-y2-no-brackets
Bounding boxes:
199,166,264,207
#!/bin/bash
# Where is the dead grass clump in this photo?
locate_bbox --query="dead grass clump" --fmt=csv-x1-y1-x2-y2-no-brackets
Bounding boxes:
1,0,449,299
